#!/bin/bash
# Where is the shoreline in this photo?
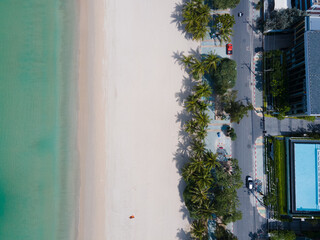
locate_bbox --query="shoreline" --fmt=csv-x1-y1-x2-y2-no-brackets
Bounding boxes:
77,0,107,239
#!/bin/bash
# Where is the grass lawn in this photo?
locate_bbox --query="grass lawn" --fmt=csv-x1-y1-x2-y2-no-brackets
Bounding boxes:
273,138,287,216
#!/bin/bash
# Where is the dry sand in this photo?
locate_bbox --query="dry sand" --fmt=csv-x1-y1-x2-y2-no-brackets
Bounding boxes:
77,0,199,239
77,0,107,239
104,0,199,239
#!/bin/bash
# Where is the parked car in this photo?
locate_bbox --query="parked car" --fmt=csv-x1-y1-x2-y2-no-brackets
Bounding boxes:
226,43,233,55
246,176,253,190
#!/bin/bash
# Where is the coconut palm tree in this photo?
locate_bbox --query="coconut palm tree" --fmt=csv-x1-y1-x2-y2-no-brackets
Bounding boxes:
219,27,233,43
194,111,210,128
189,185,209,205
188,158,206,175
194,81,212,99
197,100,210,113
202,53,221,72
190,139,206,159
194,126,208,141
182,0,211,41
194,168,213,189
185,94,201,113
190,59,206,80
182,163,196,183
214,14,235,43
185,119,198,135
204,150,220,170
190,220,208,240
181,54,195,68
195,200,215,220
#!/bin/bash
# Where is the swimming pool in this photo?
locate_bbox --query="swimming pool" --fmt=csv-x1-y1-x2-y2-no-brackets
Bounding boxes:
294,143,320,211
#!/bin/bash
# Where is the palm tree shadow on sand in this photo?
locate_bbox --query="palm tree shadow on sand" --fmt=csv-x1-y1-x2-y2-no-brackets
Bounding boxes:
176,228,192,240
170,0,194,40
172,58,196,239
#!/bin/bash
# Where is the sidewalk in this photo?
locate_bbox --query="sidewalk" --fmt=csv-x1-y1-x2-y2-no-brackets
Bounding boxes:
253,136,267,218
252,51,263,116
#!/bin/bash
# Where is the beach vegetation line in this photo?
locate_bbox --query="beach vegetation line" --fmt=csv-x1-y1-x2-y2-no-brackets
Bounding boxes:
179,53,243,239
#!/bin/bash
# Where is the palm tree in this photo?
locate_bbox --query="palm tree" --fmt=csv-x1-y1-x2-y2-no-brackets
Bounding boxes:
182,163,196,182
204,150,220,170
190,59,206,80
181,54,195,68
214,14,235,43
189,185,208,205
185,119,198,135
219,27,233,43
194,168,213,189
188,158,206,175
182,0,211,41
194,126,208,141
194,81,212,99
190,139,206,159
195,200,215,220
185,94,201,113
196,100,210,113
194,111,210,128
190,220,208,240
202,53,221,72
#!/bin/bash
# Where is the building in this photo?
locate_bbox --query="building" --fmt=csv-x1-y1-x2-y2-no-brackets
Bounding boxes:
285,15,320,115
286,138,320,216
292,0,320,10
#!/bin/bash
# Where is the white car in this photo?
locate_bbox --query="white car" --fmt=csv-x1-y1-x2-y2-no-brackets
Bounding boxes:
246,176,254,190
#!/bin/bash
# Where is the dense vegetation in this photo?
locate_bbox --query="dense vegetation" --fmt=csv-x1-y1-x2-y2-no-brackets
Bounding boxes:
179,1,245,238
182,0,211,41
264,137,287,219
226,126,237,141
182,0,237,41
211,58,237,95
213,14,235,42
264,50,290,119
210,0,240,10
264,8,305,31
181,53,242,239
269,230,296,240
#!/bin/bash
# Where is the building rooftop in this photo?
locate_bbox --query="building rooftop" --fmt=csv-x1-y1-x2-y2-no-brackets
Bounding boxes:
305,30,320,115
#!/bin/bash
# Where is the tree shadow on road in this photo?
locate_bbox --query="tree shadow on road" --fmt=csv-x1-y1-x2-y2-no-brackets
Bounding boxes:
249,223,268,240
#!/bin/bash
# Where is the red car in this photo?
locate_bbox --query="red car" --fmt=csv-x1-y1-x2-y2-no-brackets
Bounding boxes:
226,43,233,55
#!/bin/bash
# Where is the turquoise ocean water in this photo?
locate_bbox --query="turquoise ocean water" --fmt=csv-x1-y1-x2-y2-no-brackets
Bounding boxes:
0,1,78,239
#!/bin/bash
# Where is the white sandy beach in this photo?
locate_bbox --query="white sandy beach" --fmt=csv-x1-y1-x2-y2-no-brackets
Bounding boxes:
78,0,199,239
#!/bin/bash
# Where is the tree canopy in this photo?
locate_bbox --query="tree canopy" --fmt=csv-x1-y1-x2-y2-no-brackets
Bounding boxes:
224,99,253,123
213,14,235,42
182,0,211,41
215,225,238,240
180,51,243,239
182,53,221,80
210,0,240,10
269,230,296,240
264,8,306,31
211,58,237,95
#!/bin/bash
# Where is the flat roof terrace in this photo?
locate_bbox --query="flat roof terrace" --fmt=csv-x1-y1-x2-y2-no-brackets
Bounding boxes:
289,139,320,214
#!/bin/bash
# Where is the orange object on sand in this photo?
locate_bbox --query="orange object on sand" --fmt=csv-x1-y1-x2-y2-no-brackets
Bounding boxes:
129,215,135,219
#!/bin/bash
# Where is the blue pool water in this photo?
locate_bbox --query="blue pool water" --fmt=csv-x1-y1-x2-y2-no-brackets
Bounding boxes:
294,143,320,211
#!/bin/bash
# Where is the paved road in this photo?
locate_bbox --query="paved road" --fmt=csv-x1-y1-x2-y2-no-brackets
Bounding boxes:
230,0,268,239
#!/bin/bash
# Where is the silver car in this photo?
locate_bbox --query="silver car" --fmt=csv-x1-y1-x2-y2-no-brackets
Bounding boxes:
246,176,254,190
